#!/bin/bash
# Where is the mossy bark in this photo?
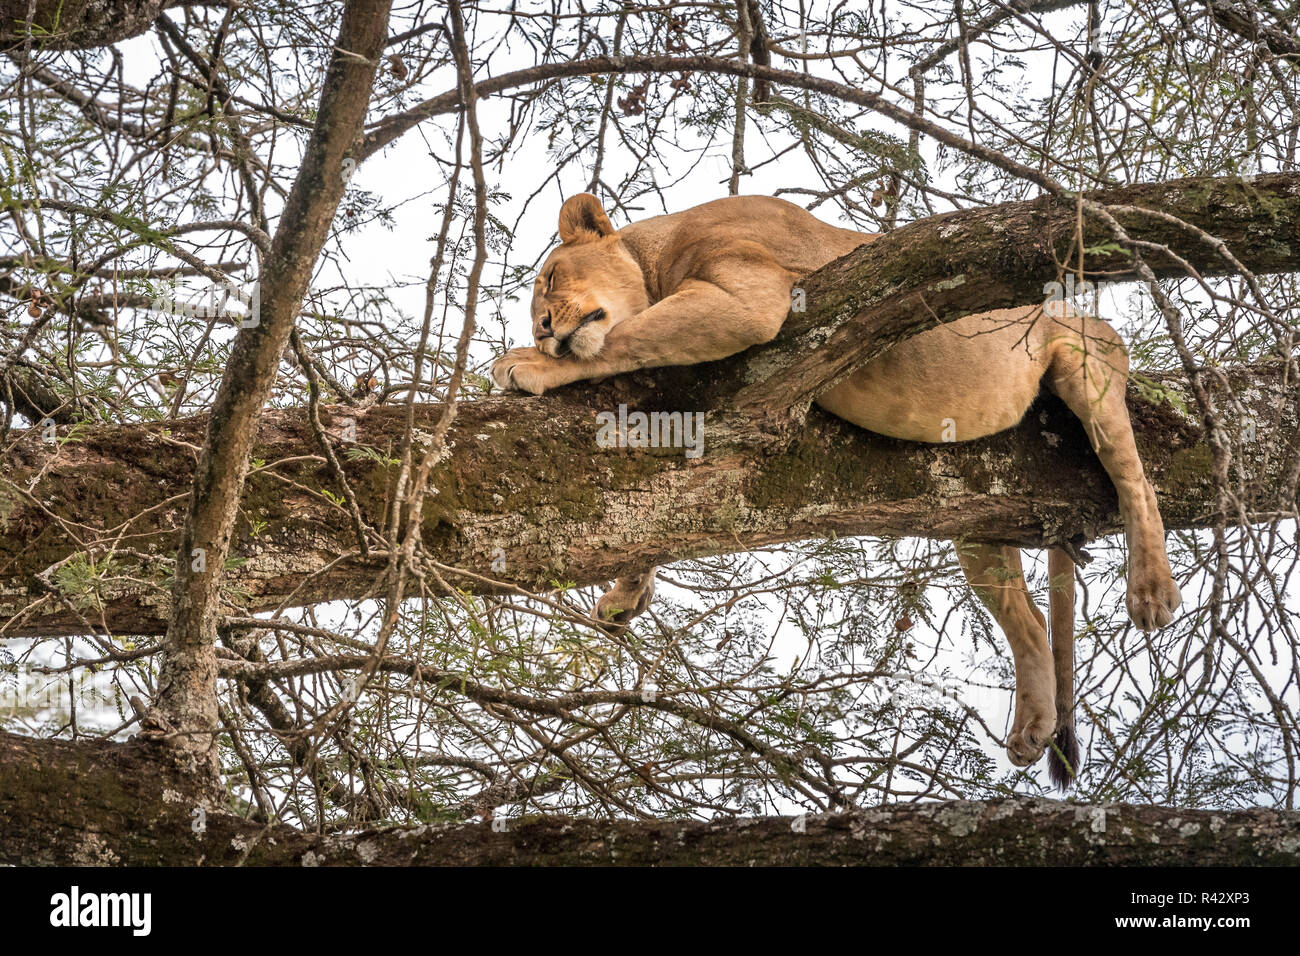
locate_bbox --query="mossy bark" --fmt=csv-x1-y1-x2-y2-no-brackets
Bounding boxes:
0,0,181,50
1,360,1295,637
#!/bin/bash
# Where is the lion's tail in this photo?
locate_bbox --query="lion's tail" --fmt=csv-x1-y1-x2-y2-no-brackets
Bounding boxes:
1047,547,1079,789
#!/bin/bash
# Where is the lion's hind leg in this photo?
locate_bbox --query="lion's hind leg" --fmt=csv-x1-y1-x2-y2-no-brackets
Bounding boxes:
956,542,1057,768
1044,315,1181,631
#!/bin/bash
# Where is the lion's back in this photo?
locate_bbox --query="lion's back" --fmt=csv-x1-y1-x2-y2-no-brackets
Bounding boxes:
626,195,872,280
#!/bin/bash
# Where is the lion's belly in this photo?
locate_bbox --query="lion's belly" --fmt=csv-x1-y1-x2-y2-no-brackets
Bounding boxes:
814,310,1051,444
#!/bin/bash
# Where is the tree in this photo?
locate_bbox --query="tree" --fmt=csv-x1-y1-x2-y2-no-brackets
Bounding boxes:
0,0,189,50
1,0,1298,864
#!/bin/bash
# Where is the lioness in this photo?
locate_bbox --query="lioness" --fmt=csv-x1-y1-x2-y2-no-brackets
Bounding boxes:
492,192,1182,785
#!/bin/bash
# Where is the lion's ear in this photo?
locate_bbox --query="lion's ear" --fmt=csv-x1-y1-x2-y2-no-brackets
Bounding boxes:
558,193,615,244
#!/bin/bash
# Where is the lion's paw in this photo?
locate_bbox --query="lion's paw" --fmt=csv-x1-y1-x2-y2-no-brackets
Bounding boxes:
492,346,556,396
592,570,657,633
1007,706,1055,767
1126,565,1181,632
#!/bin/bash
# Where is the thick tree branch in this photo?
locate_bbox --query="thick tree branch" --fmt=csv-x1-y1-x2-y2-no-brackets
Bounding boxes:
1208,1,1300,58
2,359,1295,637
0,0,187,50
2,731,1297,865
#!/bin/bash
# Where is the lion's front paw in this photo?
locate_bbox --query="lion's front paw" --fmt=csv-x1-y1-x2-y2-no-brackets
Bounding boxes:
491,346,564,396
592,570,657,633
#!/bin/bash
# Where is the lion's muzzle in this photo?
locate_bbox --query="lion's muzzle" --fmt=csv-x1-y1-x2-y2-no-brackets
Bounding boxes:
554,308,606,358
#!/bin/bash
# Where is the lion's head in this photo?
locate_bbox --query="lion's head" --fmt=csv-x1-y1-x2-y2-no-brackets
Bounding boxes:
529,194,649,360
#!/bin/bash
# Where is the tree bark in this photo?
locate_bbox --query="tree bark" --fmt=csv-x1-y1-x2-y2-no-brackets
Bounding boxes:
0,0,183,50
2,361,1294,638
1208,1,1300,59
2,731,1296,865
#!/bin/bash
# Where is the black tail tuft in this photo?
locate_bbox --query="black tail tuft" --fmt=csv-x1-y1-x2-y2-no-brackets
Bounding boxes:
1047,724,1079,790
